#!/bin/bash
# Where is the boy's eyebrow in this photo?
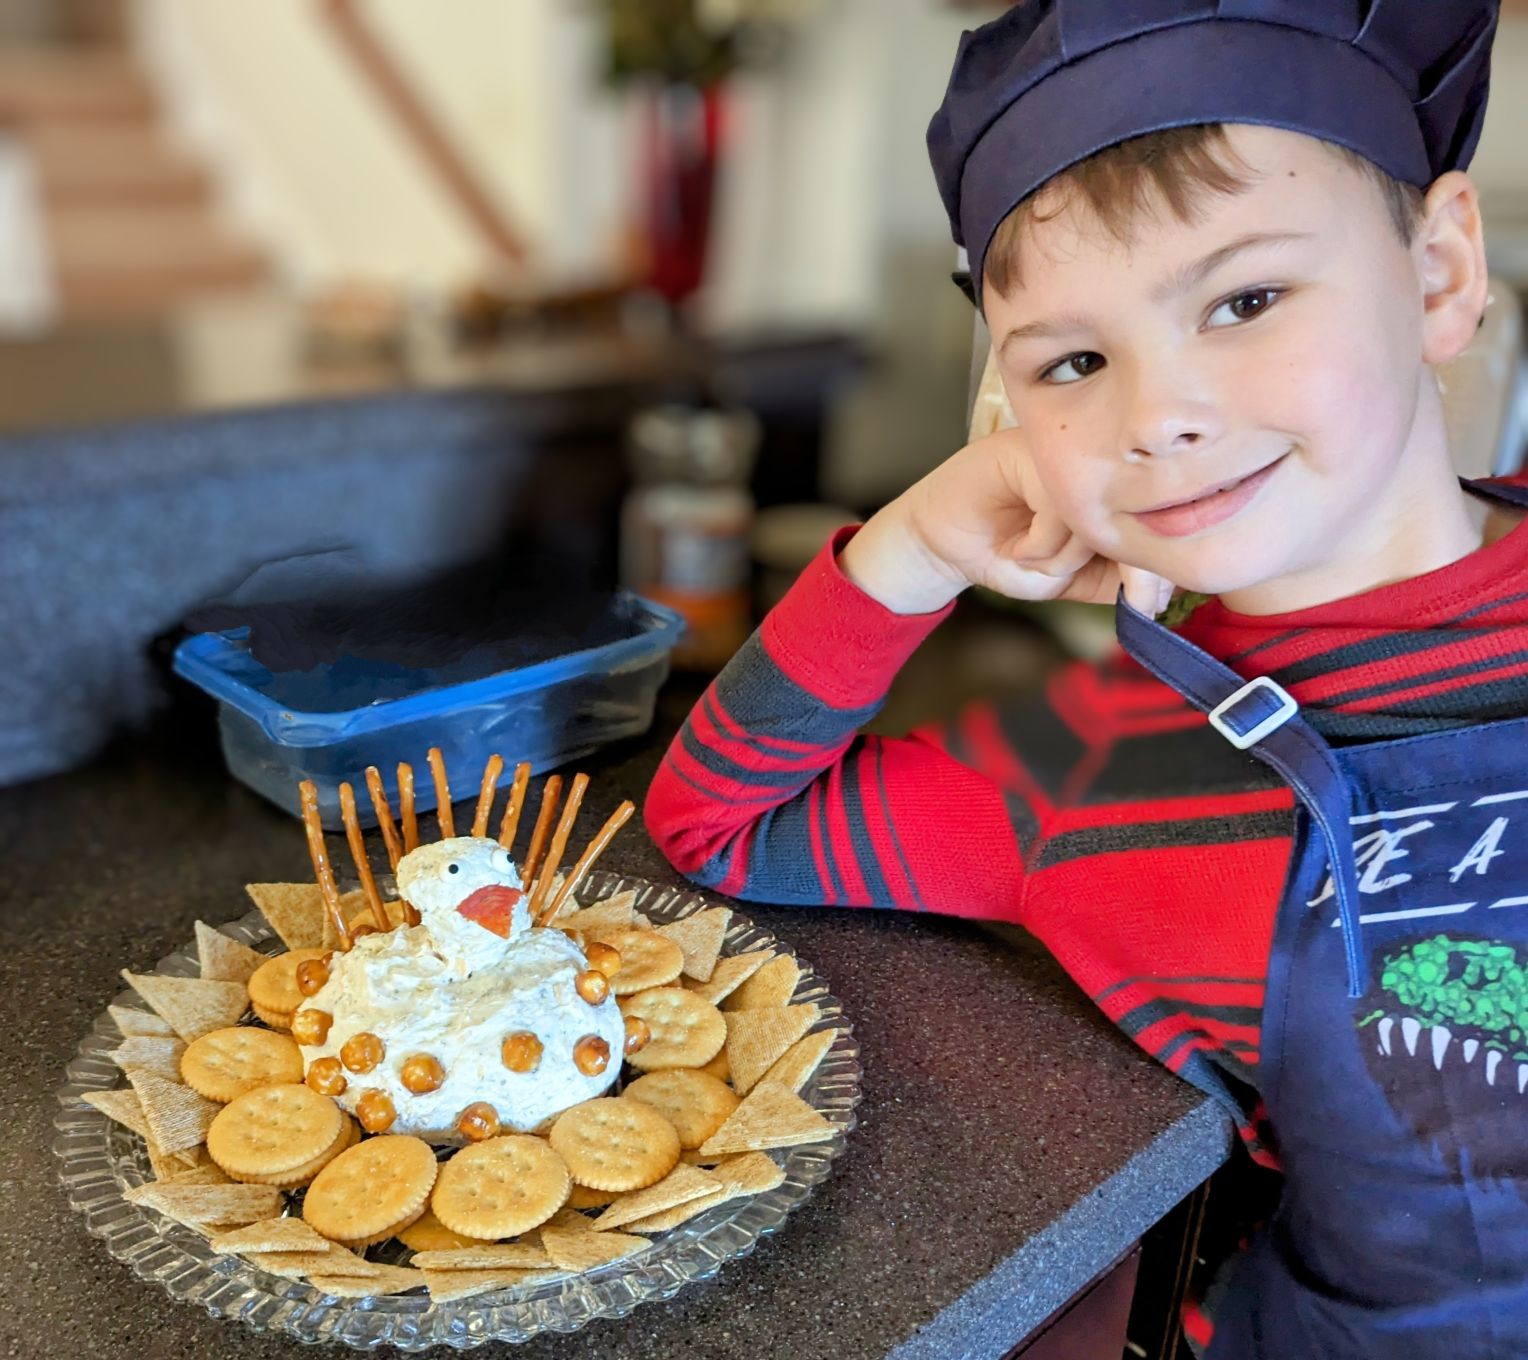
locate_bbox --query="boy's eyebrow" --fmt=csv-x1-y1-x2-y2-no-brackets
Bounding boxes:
997,230,1313,355
1149,230,1313,305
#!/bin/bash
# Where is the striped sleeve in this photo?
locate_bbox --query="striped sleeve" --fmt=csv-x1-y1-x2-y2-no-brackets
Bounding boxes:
645,529,1029,919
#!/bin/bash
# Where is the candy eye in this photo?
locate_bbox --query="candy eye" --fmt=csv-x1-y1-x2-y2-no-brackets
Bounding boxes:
446,862,460,876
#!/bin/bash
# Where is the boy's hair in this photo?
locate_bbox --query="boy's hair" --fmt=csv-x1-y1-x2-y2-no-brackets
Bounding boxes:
982,124,1426,299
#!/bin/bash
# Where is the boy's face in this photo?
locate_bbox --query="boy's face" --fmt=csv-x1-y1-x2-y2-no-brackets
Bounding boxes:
985,125,1464,613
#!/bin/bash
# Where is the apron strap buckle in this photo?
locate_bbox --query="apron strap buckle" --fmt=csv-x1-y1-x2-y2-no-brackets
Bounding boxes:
1209,676,1300,750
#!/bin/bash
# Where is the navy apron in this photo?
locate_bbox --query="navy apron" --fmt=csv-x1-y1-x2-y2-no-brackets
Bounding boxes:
1116,479,1528,1360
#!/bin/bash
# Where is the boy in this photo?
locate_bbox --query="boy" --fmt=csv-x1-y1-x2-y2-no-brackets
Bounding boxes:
648,2,1528,1355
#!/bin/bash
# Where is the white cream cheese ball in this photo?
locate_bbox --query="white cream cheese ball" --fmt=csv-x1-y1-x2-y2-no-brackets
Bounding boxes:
297,836,624,1142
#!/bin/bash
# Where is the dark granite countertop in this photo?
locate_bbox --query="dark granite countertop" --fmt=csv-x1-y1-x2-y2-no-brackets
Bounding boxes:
0,692,1230,1360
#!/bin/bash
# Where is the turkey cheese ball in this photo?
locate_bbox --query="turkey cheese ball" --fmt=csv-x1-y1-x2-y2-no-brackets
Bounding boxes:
293,837,626,1142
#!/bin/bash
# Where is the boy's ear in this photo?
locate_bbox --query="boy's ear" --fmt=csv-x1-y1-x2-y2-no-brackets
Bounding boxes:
1416,170,1489,368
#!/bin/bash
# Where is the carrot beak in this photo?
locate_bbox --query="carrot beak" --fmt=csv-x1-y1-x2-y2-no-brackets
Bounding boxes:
454,884,524,938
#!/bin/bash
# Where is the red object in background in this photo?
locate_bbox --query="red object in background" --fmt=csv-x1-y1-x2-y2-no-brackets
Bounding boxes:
642,82,727,306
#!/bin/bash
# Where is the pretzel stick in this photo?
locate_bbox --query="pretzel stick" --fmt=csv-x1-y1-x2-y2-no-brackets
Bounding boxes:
299,780,351,950
520,775,563,886
471,754,503,838
539,800,636,927
398,762,419,853
528,772,588,918
339,781,387,930
497,761,532,852
365,765,404,872
428,747,454,839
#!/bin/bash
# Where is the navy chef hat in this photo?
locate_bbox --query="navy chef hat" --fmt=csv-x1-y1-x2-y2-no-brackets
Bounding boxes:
929,0,1500,305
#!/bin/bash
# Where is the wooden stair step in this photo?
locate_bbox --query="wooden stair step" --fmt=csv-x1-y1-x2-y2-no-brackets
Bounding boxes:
22,125,210,204
0,51,156,123
47,202,260,270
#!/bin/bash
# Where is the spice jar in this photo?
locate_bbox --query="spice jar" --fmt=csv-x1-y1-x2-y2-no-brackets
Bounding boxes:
620,404,760,671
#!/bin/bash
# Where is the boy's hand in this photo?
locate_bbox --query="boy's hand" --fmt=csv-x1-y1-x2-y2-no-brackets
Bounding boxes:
839,428,1174,617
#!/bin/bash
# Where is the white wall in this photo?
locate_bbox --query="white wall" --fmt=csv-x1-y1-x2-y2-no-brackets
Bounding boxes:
134,0,629,289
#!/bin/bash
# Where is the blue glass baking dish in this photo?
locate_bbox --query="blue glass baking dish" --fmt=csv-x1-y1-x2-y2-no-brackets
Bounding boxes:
173,591,683,829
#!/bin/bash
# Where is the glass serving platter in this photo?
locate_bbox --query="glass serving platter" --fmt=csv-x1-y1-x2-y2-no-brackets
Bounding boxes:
53,869,862,1350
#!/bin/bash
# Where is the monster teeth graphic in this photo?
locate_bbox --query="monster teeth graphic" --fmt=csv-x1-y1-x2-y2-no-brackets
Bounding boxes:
1362,934,1528,1182
1372,1016,1526,1091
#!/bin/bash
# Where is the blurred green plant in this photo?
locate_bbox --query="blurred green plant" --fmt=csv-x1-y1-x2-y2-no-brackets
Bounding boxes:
598,0,818,84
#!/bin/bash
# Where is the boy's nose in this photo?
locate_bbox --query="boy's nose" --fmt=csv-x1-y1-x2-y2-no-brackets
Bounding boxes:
1125,426,1205,462
1121,379,1223,461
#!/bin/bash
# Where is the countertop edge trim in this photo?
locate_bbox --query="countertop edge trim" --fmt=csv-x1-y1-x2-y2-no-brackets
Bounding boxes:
885,1097,1234,1360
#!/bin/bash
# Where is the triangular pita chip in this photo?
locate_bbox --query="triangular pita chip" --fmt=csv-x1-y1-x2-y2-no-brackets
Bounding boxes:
410,1243,552,1270
620,1188,729,1233
540,1225,649,1271
124,1180,283,1229
194,922,269,984
81,1088,150,1140
108,1005,174,1039
421,1268,561,1302
697,1084,836,1157
655,908,730,982
540,1207,596,1233
725,1004,821,1095
119,971,248,1041
244,884,371,950
623,1152,786,1231
684,950,771,1006
127,1070,219,1154
145,1133,190,1181
243,1247,374,1280
157,1161,231,1187
110,1036,186,1083
722,953,799,1011
593,1164,721,1232
210,1217,337,1256
306,1266,424,1298
712,1151,786,1197
245,883,328,949
759,1028,836,1095
558,895,635,939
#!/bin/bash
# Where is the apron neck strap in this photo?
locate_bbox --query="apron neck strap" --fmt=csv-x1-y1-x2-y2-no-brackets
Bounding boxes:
1114,592,1369,997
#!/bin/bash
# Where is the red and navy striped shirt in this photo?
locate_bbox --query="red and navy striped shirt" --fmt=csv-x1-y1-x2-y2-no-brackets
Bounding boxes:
647,475,1528,1158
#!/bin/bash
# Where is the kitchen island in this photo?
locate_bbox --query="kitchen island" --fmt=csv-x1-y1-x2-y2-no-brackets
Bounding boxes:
2,692,1230,1359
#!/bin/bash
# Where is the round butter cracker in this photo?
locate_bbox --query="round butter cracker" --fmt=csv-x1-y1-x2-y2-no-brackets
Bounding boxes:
604,930,684,995
618,988,727,1071
247,949,327,1031
180,1026,304,1103
206,1082,347,1187
624,1070,739,1149
430,1134,571,1241
303,1134,438,1248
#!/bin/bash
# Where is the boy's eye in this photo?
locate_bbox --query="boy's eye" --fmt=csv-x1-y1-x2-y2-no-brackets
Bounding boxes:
1207,287,1283,328
1040,351,1106,385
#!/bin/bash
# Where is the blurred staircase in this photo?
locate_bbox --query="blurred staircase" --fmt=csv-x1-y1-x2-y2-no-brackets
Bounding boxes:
0,43,268,322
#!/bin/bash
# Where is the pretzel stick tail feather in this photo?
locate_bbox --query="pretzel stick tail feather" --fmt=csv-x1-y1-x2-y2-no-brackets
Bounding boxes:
339,781,387,930
521,776,563,886
365,766,404,873
299,780,351,950
497,762,532,853
539,800,635,927
472,754,504,838
428,747,454,840
398,762,419,854
529,773,588,917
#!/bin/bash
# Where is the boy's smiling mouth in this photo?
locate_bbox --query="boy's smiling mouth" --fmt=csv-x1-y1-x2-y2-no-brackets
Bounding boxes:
1131,453,1288,538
